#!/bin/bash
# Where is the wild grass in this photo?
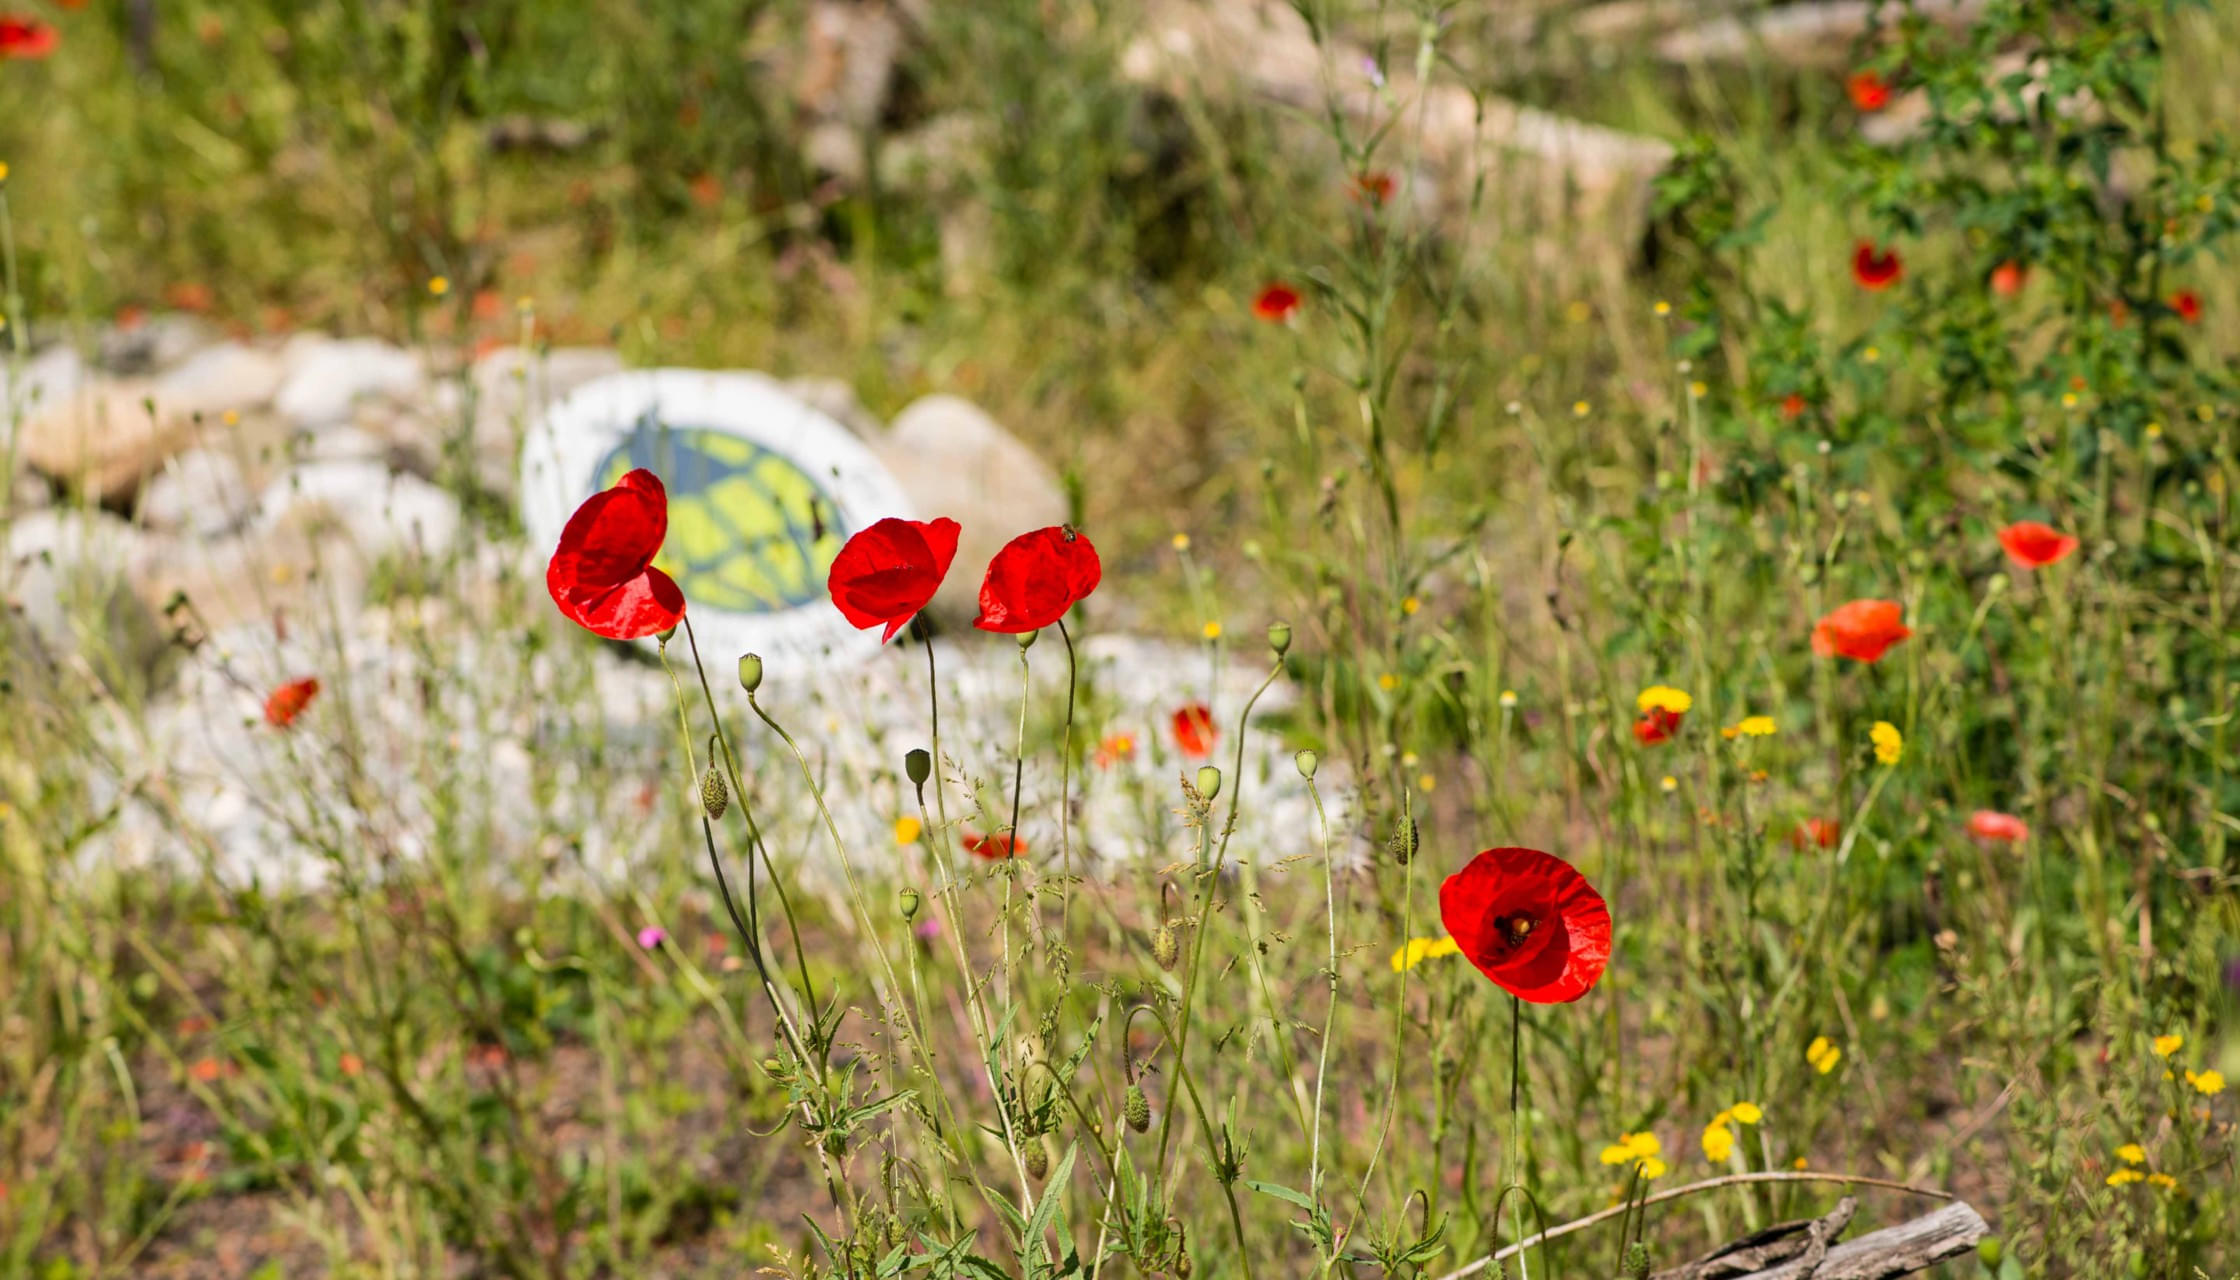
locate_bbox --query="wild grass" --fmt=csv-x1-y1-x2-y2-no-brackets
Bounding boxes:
2,1,2237,1277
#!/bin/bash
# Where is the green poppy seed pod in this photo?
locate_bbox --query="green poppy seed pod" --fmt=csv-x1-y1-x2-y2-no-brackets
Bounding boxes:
1016,628,1038,651
1175,1249,1193,1279
905,747,932,788
1196,765,1222,801
899,887,920,921
1023,1140,1049,1180
1295,749,1319,780
1152,922,1180,971
699,765,729,820
1976,1238,2004,1267
1124,1083,1151,1133
1267,620,1291,657
737,652,763,693
1386,817,1419,866
1621,1241,1651,1279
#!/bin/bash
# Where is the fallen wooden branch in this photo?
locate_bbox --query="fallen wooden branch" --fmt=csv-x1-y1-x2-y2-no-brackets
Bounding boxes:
1430,1171,1984,1280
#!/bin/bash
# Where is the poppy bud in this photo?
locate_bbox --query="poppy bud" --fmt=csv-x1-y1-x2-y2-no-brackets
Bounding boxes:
1621,1242,1651,1278
1295,749,1319,780
1125,1083,1151,1132
1977,1238,2004,1267
1267,620,1291,657
905,748,932,789
699,765,729,820
1152,922,1180,971
900,887,920,920
1176,1250,1193,1278
1023,1140,1049,1179
1387,817,1418,865
1196,765,1222,801
1017,628,1038,651
737,653,763,693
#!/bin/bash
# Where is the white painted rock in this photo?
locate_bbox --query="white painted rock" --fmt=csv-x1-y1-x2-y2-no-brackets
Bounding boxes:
273,336,425,428
872,394,1068,620
140,446,254,538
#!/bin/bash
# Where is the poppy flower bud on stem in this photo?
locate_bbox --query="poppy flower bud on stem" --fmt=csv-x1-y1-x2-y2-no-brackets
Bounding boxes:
899,887,920,920
1124,1082,1151,1132
1152,922,1181,970
699,766,728,820
904,748,932,802
1267,620,1291,657
1295,749,1319,780
737,653,763,694
1196,765,1222,801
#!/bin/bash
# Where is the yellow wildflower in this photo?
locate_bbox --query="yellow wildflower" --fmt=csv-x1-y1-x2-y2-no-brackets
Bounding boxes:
1637,686,1693,715
1418,774,1436,793
893,816,923,846
1378,673,1398,691
2147,1173,2179,1191
1573,401,1591,418
1600,1131,1663,1177
2186,1069,2225,1096
1870,721,1902,765
1689,380,1708,398
1734,716,1776,738
2106,1168,2144,1187
1390,935,1461,973
2152,1033,2183,1058
1202,621,1222,641
428,275,450,297
1660,775,1677,793
1654,300,1672,317
1171,532,1190,551
1402,596,1421,616
1638,1156,1668,1179
1728,1101,1763,1125
1498,690,1519,708
1792,1157,1809,1170
1702,1123,1736,1162
1806,1036,1843,1075
0,161,9,182
2115,1143,2146,1165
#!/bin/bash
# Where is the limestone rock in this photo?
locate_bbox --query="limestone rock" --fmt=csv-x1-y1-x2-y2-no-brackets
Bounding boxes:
399,345,625,495
98,314,218,374
273,336,425,429
3,506,170,682
140,446,255,538
255,461,463,564
871,394,1068,621
783,375,882,439
17,341,288,502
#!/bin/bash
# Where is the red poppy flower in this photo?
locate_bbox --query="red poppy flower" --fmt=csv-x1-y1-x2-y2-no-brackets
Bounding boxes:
1965,810,2030,843
2171,290,2203,324
1094,732,1137,769
1811,599,1910,663
1253,283,1302,323
546,468,686,640
972,525,1101,633
1171,704,1218,758
1996,520,2078,570
1851,242,1902,291
961,828,1026,860
1846,70,1890,111
0,16,57,59
1990,260,2027,297
1439,847,1610,1004
1779,393,1807,420
264,677,319,728
1633,706,1682,746
2108,299,2131,328
1353,171,1396,207
827,516,961,642
1792,817,1840,851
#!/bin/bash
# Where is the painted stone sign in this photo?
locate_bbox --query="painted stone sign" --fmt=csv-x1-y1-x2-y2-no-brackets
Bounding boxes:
521,369,916,669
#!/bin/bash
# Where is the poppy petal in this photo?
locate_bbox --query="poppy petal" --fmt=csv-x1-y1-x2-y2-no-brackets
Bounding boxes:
973,527,1102,633
1440,847,1610,1005
551,565,686,640
828,516,961,642
551,469,667,591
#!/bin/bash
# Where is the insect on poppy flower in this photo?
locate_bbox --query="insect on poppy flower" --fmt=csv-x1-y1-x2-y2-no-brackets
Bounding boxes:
1996,520,2078,570
2171,290,2203,324
264,677,320,728
1252,283,1302,323
1171,704,1217,759
1965,810,2030,843
1811,599,1911,663
1439,846,1611,1004
0,15,58,59
1846,70,1891,111
1990,260,2027,297
1851,242,1902,291
972,525,1101,633
546,468,686,641
827,516,961,642
961,828,1025,860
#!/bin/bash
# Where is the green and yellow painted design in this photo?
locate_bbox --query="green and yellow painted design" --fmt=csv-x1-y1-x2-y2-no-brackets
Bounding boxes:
595,416,848,614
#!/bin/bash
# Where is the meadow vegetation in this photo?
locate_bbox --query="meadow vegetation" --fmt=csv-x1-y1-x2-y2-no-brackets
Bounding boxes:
2,0,2237,1276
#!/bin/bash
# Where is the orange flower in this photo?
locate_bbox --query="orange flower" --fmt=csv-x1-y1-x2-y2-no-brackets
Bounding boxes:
1352,170,1396,207
2171,290,2203,324
189,1058,223,1083
164,282,214,313
339,1052,364,1077
263,677,320,727
1990,260,2027,297
1996,521,2078,569
1779,392,1807,420
1094,732,1137,769
1811,599,1911,663
1252,283,1301,323
1846,70,1891,112
1792,818,1840,850
1965,810,2029,843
